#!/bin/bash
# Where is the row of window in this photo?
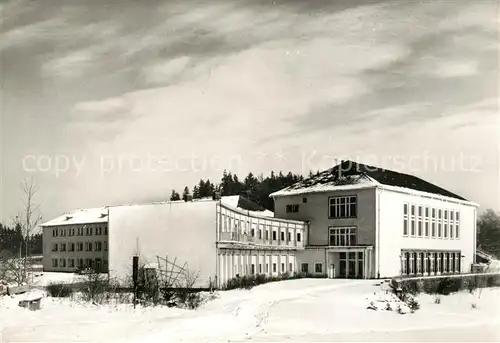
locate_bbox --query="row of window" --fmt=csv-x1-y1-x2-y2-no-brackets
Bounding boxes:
287,196,358,218
235,262,324,275
234,262,294,276
329,227,357,246
51,241,107,252
245,229,302,242
52,226,108,237
51,257,108,269
403,204,460,239
401,250,462,275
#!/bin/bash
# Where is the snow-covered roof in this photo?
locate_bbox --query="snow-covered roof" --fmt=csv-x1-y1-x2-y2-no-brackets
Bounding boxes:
40,207,108,227
270,160,469,202
220,195,275,218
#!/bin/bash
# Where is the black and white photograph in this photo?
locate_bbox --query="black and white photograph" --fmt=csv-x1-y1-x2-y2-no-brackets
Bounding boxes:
0,0,499,341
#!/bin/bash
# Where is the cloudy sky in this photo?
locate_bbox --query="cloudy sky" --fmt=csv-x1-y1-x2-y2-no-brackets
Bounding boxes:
1,0,498,223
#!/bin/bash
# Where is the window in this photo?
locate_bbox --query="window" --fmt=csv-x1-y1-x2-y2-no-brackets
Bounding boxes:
96,226,102,235
86,242,93,252
315,263,323,273
297,232,301,242
301,263,309,273
258,229,262,239
52,243,58,252
287,232,291,242
265,230,269,240
410,204,416,236
286,204,300,213
251,229,255,237
266,264,269,273
438,223,442,238
418,221,423,237
251,264,255,275
52,259,58,267
60,243,66,252
444,223,448,238
424,207,430,237
272,263,277,273
455,211,460,239
86,226,92,236
95,241,102,251
403,203,409,236
60,258,66,268
289,263,293,272
68,259,74,268
329,196,357,218
53,229,58,237
281,263,285,273
280,232,285,241
68,243,74,252
104,241,108,251
329,227,356,246
104,226,108,235
432,222,436,238
259,264,262,274
272,231,277,241
302,197,308,203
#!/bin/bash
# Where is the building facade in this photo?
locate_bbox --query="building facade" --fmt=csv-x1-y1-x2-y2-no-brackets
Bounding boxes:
41,161,478,283
41,207,109,273
216,200,307,286
41,197,307,288
271,161,479,279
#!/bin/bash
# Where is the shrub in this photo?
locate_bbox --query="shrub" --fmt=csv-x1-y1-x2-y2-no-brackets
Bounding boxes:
434,295,441,304
396,273,500,297
46,283,73,297
406,297,420,312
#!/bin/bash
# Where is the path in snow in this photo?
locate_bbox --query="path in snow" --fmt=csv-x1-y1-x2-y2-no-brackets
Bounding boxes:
2,279,499,342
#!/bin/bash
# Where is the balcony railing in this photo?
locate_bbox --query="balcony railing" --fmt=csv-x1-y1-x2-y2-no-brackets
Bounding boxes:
219,232,303,247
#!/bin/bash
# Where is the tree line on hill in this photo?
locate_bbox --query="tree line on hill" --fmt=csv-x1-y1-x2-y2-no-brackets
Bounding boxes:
0,223,43,259
169,169,307,211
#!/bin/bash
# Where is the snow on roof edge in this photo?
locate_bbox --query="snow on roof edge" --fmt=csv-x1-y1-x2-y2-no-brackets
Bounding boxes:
269,182,379,198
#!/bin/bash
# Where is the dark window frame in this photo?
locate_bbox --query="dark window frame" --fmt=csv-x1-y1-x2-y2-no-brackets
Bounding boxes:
328,195,358,219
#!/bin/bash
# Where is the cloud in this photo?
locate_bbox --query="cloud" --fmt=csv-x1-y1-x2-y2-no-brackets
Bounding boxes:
141,56,191,85
42,49,99,78
71,97,138,123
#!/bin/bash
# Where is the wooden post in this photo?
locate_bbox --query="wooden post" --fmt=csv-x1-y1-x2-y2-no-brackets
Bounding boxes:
132,255,138,309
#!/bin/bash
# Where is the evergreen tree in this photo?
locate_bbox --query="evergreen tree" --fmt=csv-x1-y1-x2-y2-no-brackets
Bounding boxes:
193,185,200,199
170,189,181,201
182,186,191,202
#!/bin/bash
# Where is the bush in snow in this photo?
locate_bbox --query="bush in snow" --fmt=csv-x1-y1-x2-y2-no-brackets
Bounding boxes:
46,282,73,298
434,295,441,304
406,297,420,313
385,302,393,311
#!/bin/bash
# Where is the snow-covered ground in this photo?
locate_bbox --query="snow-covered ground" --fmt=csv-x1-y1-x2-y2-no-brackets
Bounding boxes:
1,279,499,342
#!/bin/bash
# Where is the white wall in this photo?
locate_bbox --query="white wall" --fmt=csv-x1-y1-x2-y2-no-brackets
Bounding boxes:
377,188,477,278
108,201,217,287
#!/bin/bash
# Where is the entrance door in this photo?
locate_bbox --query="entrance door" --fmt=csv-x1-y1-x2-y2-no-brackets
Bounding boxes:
339,260,347,278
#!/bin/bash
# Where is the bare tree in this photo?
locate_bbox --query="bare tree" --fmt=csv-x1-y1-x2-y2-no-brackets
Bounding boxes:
12,177,42,284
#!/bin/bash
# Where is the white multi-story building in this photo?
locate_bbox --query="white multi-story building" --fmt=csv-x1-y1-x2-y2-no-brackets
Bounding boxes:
41,196,307,288
41,207,109,273
41,161,479,285
271,160,479,279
